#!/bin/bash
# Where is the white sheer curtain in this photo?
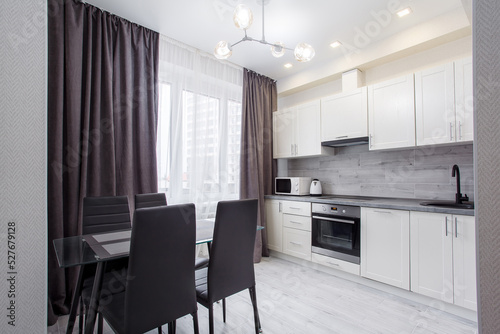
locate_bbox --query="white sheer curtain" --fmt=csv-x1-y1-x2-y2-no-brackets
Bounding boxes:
157,35,243,219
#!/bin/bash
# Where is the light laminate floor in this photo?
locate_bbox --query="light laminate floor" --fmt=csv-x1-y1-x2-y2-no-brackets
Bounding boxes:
48,256,478,334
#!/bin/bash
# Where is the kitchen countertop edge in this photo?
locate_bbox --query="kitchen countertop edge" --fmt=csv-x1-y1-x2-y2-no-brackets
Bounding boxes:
264,195,475,216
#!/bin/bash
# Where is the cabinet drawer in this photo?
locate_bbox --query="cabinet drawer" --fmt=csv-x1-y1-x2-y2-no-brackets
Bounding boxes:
283,214,311,231
283,228,311,261
282,201,311,216
311,253,360,276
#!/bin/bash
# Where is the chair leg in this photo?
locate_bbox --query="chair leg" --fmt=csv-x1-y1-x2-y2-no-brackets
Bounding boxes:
173,320,176,334
249,286,262,334
222,298,226,323
97,313,103,334
79,298,84,334
208,304,214,334
158,325,162,334
192,311,200,334
168,322,173,334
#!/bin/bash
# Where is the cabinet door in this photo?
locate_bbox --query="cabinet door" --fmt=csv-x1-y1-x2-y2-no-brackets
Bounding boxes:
410,211,454,303
295,100,322,157
321,87,368,141
415,63,456,146
265,200,283,252
455,57,474,142
273,108,295,158
453,215,477,311
368,74,415,150
283,227,311,260
361,208,410,289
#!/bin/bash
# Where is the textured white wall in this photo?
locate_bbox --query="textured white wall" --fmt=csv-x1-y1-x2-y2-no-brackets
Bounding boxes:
0,0,47,332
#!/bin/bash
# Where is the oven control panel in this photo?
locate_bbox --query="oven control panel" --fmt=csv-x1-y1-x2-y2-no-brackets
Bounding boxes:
311,203,360,218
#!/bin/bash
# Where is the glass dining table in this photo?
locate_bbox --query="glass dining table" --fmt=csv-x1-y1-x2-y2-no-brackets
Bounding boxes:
54,219,263,334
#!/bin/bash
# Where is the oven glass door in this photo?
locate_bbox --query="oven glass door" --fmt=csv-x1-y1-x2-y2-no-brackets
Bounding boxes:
312,215,360,258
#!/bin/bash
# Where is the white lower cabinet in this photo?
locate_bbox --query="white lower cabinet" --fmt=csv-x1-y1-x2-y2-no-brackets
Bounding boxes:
361,208,410,290
265,199,311,260
410,211,477,311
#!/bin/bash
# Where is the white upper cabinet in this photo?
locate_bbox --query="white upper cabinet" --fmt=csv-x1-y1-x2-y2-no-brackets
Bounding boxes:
415,63,456,146
273,100,330,158
455,57,474,142
415,58,474,146
368,74,416,150
320,87,368,142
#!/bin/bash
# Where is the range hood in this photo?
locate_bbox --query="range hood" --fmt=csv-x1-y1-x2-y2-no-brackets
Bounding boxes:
321,136,369,147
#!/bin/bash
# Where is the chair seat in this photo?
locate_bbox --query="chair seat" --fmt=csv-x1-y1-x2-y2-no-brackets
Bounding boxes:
98,292,126,334
194,268,208,301
195,257,209,270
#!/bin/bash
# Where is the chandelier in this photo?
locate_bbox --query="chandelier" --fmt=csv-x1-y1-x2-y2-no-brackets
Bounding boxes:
214,2,315,62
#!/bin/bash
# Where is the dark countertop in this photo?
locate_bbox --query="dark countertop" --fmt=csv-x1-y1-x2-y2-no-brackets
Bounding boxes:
264,194,475,216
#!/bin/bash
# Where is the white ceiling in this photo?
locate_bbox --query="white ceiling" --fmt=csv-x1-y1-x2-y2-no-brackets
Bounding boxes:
84,0,470,81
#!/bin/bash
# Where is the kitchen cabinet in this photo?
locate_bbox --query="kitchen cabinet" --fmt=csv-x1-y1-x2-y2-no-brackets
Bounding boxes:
410,211,477,311
265,199,312,261
320,87,368,142
265,199,283,252
361,207,410,290
415,58,473,146
273,100,331,158
368,74,416,150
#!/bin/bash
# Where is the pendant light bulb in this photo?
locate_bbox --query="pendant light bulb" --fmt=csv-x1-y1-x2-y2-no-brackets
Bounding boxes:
214,41,232,59
271,42,286,58
294,42,315,62
233,4,253,30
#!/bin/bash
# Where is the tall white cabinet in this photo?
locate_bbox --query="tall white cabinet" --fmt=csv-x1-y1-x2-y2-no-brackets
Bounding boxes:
265,200,283,252
368,74,416,150
410,211,477,311
454,57,474,142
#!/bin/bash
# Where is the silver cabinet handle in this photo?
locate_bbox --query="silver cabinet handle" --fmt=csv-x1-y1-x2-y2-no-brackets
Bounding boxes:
289,207,302,210
289,221,302,225
374,210,392,214
290,241,302,246
335,135,349,139
450,122,454,141
445,216,449,236
291,144,294,155
458,121,463,140
279,202,282,213
369,134,373,148
326,261,340,267
295,144,298,155
455,217,458,238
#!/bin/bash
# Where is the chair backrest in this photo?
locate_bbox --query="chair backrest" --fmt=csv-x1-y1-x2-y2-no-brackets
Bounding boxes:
82,196,131,235
134,192,167,210
124,204,197,333
207,199,258,303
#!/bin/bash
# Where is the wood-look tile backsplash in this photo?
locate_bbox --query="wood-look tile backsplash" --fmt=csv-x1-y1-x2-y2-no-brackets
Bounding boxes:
287,144,474,201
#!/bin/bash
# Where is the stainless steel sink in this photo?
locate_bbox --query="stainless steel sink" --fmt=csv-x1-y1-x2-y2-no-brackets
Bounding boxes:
420,201,474,209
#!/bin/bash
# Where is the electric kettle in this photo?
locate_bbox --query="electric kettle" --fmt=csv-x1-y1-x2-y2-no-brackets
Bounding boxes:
310,179,322,196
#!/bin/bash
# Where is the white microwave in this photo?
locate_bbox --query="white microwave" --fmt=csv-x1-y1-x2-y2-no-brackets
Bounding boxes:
275,177,312,196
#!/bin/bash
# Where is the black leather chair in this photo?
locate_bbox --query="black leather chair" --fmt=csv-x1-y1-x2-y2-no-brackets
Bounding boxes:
134,192,167,209
194,199,261,334
98,204,200,334
78,196,132,333
134,192,209,270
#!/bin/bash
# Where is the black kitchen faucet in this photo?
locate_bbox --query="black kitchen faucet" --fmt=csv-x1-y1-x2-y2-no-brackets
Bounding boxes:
452,164,469,204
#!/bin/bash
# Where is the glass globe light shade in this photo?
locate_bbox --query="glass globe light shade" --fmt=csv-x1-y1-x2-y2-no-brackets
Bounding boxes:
214,41,232,59
294,43,315,62
271,42,286,58
233,4,253,30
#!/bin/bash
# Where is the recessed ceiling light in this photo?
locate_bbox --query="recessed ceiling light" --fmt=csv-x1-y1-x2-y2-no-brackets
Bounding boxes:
397,7,412,18
330,41,342,48
284,63,293,69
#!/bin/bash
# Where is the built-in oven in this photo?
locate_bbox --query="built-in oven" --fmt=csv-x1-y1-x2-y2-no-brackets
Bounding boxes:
311,203,360,264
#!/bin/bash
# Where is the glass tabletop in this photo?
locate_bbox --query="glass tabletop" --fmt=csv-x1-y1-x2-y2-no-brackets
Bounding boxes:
53,219,264,268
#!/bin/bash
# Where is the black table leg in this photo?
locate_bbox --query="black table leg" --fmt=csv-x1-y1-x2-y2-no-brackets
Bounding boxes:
84,262,105,334
66,265,85,334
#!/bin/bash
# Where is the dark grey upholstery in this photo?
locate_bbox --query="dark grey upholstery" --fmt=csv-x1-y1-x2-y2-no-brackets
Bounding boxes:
80,195,131,333
194,199,261,334
99,204,200,334
134,192,166,209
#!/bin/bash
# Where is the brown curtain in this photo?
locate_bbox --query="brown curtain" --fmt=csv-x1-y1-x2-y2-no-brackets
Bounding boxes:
47,0,159,325
240,69,277,262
